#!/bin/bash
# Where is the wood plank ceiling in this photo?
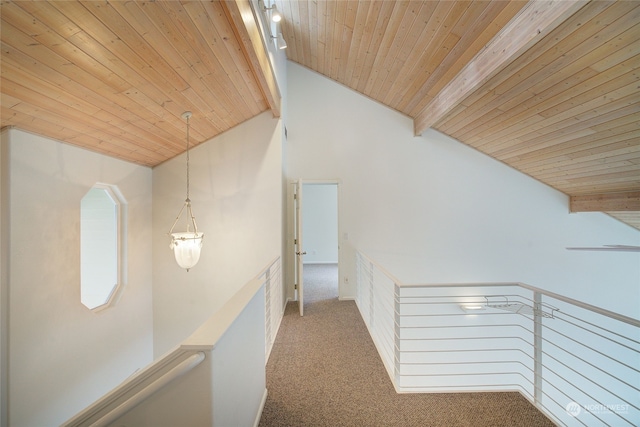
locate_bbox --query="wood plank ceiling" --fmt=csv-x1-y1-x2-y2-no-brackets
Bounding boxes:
1,0,276,167
276,0,640,229
1,0,639,229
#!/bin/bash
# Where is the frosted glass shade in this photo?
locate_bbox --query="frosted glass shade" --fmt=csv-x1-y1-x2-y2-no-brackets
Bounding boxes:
170,232,204,270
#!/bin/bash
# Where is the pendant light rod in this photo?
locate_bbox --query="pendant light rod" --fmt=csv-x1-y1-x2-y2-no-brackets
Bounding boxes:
168,198,199,235
168,111,204,271
182,111,192,201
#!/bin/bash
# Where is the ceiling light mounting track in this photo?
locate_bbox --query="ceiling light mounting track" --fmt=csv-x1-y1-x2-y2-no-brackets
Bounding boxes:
260,0,287,50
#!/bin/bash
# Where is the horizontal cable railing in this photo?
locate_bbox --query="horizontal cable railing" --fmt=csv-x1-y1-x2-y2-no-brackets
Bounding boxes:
538,294,639,426
355,251,639,427
395,284,536,395
260,256,284,361
356,253,397,383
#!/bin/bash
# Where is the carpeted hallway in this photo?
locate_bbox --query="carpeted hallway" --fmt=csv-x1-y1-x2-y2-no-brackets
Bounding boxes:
259,264,555,427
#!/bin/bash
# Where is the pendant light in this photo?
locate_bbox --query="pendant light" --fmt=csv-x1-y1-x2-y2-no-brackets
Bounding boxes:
168,111,204,271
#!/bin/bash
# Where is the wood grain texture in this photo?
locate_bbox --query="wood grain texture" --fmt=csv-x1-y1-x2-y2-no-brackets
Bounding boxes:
570,191,640,212
278,0,639,228
2,0,638,228
1,0,275,166
414,0,590,135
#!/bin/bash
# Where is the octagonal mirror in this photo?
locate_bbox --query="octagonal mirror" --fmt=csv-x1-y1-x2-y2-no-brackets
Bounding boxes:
80,184,126,311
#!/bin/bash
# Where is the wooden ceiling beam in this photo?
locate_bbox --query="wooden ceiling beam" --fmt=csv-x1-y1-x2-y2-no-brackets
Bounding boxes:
221,0,281,118
570,191,640,212
413,0,588,136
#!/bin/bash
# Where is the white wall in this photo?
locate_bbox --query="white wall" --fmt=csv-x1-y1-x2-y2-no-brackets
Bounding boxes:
101,281,267,427
259,0,291,307
286,62,640,319
1,129,9,427
3,129,154,426
152,111,283,356
302,184,338,264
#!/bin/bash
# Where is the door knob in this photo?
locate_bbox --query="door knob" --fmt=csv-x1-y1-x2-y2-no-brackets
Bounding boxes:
296,251,307,256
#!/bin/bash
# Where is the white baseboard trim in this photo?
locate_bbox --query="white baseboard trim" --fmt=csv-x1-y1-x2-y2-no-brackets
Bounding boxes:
253,388,268,427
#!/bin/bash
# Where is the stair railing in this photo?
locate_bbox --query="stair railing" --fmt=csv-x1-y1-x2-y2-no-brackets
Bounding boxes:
64,256,283,427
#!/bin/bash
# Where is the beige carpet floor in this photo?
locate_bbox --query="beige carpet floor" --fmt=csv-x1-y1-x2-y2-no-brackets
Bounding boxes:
259,264,555,427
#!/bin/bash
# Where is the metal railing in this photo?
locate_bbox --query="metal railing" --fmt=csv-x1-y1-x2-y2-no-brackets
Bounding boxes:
260,256,284,361
356,252,639,426
356,251,399,385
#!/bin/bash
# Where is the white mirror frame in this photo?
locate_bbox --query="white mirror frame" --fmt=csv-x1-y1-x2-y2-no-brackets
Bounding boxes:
80,183,127,311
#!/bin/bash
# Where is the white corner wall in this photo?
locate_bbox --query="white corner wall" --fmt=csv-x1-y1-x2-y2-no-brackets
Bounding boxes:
286,62,640,319
152,111,283,356
4,129,154,426
1,129,9,427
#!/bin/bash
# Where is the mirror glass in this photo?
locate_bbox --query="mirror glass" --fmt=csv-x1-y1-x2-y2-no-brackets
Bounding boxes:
80,185,122,310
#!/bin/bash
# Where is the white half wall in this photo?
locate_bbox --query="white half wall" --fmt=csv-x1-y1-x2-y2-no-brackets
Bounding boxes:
302,183,338,264
75,279,268,427
286,61,640,319
3,129,154,426
152,111,283,356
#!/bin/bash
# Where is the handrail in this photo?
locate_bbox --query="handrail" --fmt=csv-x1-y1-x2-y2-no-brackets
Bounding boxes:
183,256,280,350
62,349,207,427
254,255,281,280
182,276,264,350
63,256,281,427
89,352,205,427
357,252,640,326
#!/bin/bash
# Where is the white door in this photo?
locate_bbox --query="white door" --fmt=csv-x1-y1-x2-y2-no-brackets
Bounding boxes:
294,180,306,316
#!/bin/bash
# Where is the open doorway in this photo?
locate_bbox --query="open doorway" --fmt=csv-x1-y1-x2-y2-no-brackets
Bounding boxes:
298,182,339,306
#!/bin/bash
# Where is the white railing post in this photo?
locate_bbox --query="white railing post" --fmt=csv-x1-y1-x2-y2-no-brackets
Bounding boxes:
394,283,401,386
533,291,543,407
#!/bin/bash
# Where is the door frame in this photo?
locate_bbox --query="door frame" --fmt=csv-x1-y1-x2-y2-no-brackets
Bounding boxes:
288,179,341,306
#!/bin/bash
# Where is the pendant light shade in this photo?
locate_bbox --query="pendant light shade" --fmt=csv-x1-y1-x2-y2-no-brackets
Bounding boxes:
170,231,204,270
169,112,204,271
